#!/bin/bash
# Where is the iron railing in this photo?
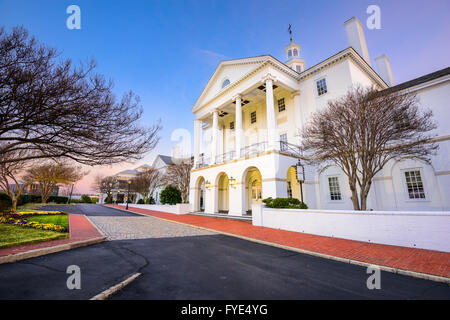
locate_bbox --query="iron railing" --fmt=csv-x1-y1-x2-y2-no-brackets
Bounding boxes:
240,141,267,158
279,141,302,158
215,150,235,164
195,154,210,168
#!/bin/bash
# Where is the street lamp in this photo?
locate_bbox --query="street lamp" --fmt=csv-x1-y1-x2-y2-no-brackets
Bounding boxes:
126,180,131,210
68,181,75,204
295,159,305,205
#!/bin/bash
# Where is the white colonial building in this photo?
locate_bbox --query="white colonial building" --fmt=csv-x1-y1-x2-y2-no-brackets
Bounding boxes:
189,17,450,216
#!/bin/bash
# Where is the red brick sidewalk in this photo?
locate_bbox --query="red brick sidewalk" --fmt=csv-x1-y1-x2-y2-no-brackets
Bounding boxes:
0,214,103,258
109,204,450,279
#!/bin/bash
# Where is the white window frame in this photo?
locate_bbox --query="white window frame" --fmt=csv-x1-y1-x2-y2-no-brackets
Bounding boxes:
315,76,328,98
327,175,343,202
401,168,428,202
250,110,257,124
277,98,286,112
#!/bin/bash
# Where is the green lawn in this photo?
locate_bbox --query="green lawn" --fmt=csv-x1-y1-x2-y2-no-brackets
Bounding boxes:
25,215,69,229
0,224,68,249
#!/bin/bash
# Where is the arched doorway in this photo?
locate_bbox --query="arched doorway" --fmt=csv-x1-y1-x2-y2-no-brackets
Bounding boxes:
216,173,229,213
286,166,301,201
195,176,205,212
243,167,262,215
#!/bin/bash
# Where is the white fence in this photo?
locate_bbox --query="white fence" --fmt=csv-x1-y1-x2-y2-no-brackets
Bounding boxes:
126,203,191,215
252,205,450,252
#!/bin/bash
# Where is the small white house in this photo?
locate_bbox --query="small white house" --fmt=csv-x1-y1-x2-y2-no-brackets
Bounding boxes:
189,17,450,216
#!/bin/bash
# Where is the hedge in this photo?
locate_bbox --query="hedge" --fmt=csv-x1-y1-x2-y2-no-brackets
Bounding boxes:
262,197,308,209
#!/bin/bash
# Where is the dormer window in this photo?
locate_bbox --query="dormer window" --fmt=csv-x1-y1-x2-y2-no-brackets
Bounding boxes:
222,79,230,88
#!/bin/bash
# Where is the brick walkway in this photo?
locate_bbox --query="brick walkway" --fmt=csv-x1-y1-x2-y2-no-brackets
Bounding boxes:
108,204,450,279
0,214,103,257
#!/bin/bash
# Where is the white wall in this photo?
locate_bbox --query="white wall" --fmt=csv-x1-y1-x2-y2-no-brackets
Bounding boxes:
126,203,191,215
252,205,450,252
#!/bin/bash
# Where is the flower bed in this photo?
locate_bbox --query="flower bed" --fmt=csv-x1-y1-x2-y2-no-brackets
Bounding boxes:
0,211,69,233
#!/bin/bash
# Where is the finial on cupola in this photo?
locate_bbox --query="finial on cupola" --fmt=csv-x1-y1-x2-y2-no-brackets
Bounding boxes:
288,24,293,42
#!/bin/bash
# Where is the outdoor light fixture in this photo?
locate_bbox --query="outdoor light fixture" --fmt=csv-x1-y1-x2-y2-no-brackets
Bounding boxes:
229,177,237,187
126,180,131,210
205,181,212,189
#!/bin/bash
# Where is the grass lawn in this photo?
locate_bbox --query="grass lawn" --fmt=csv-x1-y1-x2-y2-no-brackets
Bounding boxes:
0,224,68,249
25,215,69,229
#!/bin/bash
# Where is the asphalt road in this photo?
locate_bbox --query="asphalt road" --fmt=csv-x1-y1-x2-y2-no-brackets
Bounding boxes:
0,204,449,300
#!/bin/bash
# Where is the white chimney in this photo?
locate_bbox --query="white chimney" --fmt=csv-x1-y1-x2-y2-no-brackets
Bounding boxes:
344,17,371,65
375,54,394,86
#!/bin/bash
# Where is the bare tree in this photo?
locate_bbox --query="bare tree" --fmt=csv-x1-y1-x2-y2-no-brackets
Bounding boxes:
302,85,438,210
131,168,163,203
23,162,86,204
0,150,35,212
0,26,160,165
92,175,118,202
164,158,193,203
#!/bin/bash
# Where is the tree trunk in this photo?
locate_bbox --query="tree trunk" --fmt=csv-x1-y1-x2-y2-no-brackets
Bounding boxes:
11,197,18,212
348,178,360,210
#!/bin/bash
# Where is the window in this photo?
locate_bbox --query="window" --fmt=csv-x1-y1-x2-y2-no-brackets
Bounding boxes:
296,65,302,72
250,111,256,124
288,50,292,58
280,133,288,151
316,78,328,96
404,170,425,199
328,176,342,201
287,181,292,198
293,48,298,56
222,79,230,88
277,98,285,112
230,121,234,131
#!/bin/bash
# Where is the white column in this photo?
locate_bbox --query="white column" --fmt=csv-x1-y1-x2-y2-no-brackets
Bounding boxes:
233,94,243,159
263,74,278,151
193,119,201,167
291,91,302,144
211,109,219,163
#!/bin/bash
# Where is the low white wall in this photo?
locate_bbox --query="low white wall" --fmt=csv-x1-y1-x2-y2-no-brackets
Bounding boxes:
252,205,450,252
127,203,191,215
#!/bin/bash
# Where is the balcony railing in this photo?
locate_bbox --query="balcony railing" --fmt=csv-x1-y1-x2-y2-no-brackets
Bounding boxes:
240,141,267,158
279,141,302,157
215,151,235,164
195,154,210,169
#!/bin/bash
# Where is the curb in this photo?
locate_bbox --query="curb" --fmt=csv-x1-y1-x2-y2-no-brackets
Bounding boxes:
0,236,106,264
90,272,141,300
107,205,450,285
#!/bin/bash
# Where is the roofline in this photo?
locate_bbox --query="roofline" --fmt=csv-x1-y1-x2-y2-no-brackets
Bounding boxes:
381,66,450,95
192,47,388,114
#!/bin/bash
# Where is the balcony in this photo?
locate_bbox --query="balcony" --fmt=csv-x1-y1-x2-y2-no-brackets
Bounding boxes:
215,151,235,164
240,141,267,158
280,141,302,157
195,154,210,169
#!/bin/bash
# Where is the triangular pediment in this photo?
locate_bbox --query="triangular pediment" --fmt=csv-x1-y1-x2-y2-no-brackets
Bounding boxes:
193,56,272,111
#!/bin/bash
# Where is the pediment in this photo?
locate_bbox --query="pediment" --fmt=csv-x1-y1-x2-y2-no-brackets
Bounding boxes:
193,56,271,111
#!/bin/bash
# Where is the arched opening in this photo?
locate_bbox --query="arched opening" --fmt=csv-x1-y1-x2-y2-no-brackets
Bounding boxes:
216,173,229,213
243,167,262,215
287,166,301,201
195,176,205,212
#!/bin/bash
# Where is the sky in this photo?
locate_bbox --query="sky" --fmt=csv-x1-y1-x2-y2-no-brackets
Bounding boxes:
1,0,449,194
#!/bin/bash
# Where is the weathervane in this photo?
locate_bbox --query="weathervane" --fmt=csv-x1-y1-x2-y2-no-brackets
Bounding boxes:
288,24,293,42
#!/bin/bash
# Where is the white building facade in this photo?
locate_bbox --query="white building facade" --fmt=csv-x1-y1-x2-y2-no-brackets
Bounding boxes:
189,17,450,215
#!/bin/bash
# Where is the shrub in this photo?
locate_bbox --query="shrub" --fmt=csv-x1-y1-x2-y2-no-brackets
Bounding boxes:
80,195,92,203
147,196,155,204
263,197,308,209
160,186,182,205
137,199,145,204
48,196,69,204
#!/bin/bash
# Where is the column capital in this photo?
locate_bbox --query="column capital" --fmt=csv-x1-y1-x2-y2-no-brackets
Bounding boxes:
232,94,242,102
290,90,301,98
261,73,277,84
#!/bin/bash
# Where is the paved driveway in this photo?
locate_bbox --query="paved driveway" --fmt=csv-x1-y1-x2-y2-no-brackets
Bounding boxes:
0,204,449,300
